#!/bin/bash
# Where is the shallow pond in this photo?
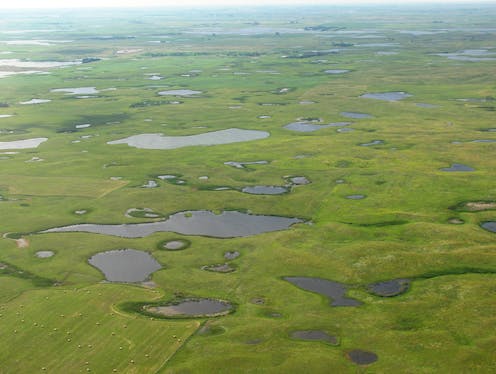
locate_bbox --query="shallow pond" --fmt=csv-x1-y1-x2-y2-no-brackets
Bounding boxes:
290,330,338,345
340,112,373,119
481,221,496,233
288,176,310,185
158,89,202,96
348,349,378,365
19,98,51,105
162,240,189,250
324,69,349,74
242,186,288,195
368,278,410,297
284,121,350,132
440,163,474,172
284,277,361,306
360,91,412,101
360,140,383,146
41,210,303,238
224,251,240,260
146,299,232,317
224,160,268,169
346,194,366,200
0,137,47,150
108,128,269,150
88,249,161,283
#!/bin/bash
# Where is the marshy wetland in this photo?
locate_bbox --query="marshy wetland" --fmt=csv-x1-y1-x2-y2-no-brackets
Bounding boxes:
0,4,495,373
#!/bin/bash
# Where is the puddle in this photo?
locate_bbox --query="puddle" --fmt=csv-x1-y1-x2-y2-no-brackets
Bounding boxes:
0,137,47,150
346,194,366,200
368,278,410,297
51,87,99,95
224,160,268,169
145,298,232,317
340,112,373,119
108,128,270,150
440,163,474,172
481,222,496,233
347,349,378,365
242,186,288,195
360,92,412,101
158,89,202,97
284,277,361,306
224,251,240,260
202,263,235,273
41,210,303,238
324,69,350,74
359,140,383,146
19,99,51,105
35,251,54,258
88,249,161,283
290,330,338,345
161,239,189,250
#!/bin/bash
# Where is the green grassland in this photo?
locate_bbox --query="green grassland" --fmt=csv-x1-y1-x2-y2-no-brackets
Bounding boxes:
0,5,495,373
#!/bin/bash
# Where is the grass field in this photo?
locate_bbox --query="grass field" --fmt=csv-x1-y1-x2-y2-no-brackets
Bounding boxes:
0,4,495,373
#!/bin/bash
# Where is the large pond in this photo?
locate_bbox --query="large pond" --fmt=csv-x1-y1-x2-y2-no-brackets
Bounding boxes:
108,128,270,150
41,210,303,238
360,92,412,101
145,299,232,317
284,277,361,306
88,249,161,283
0,137,47,150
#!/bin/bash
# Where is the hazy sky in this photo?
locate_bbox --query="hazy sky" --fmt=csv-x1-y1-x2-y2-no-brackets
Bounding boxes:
0,0,493,9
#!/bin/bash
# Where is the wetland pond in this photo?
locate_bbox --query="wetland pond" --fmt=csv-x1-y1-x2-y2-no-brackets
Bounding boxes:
481,221,496,233
108,128,269,150
158,89,202,97
284,277,361,306
347,349,378,365
440,163,475,172
0,137,47,149
290,330,338,345
41,210,303,238
242,186,288,195
368,278,410,297
51,87,99,95
145,299,232,317
360,91,412,101
35,251,54,258
340,112,372,119
88,249,161,283
284,121,351,132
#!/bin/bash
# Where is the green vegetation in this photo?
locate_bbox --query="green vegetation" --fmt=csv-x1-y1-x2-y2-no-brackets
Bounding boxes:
0,4,495,373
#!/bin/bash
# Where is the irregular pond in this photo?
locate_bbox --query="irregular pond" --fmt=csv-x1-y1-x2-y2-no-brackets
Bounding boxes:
242,186,288,195
290,330,338,345
440,163,475,172
368,278,410,297
19,99,51,105
224,251,240,260
224,160,268,169
41,210,303,238
158,89,202,97
0,137,47,150
88,249,161,283
348,349,378,365
145,299,232,317
481,221,496,233
360,92,412,101
324,69,350,74
51,87,99,95
108,128,270,150
340,111,373,119
284,277,361,306
36,250,54,258
284,122,350,132
360,140,383,146
202,263,235,273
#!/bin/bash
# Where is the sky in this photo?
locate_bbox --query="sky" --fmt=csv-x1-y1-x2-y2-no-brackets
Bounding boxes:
0,0,494,9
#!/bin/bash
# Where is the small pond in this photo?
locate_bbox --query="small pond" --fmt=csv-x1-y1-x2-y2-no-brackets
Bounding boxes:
360,140,383,146
19,99,51,105
346,194,366,200
162,240,189,250
202,263,235,273
36,251,54,258
108,128,270,150
224,251,240,260
88,249,161,283
360,91,412,101
416,103,438,108
340,112,373,119
481,221,496,233
284,121,350,132
224,160,268,169
51,87,99,95
41,210,303,238
324,69,350,74
440,163,474,172
368,278,410,297
348,349,378,365
284,277,361,306
145,298,232,317
288,176,310,185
